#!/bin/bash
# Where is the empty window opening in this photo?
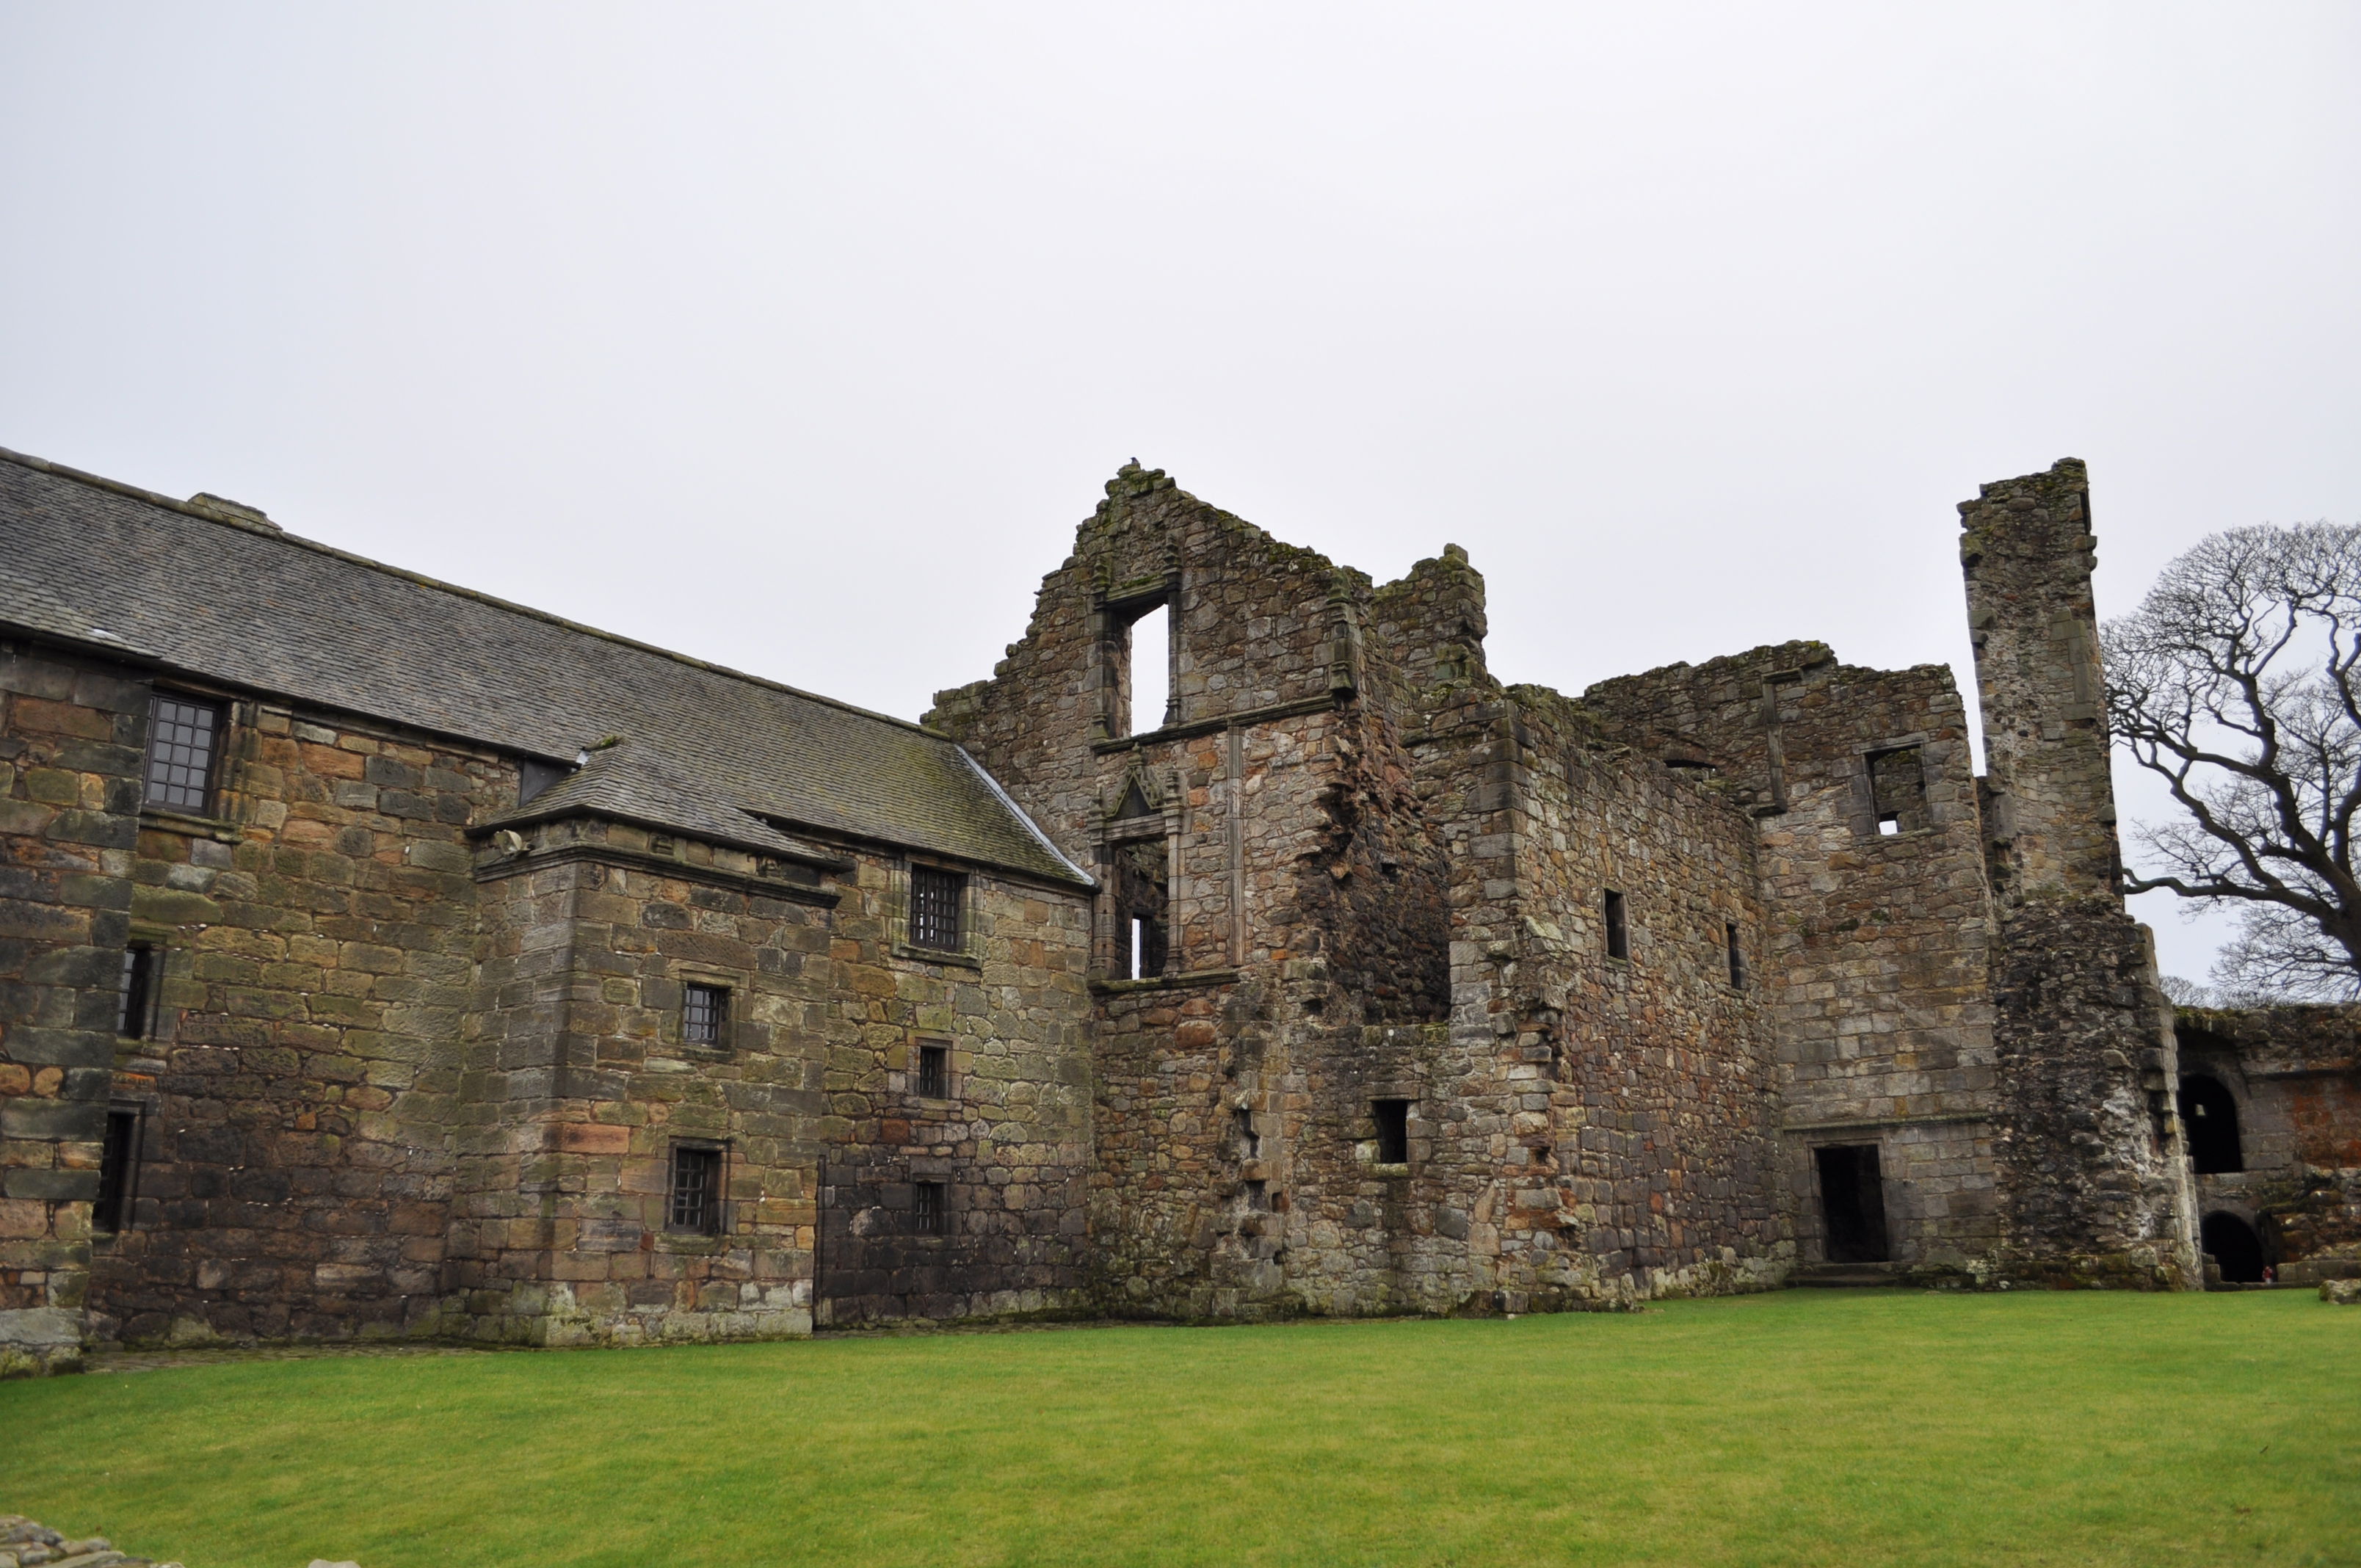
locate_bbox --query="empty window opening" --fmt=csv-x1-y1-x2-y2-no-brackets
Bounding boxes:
118,943,158,1039
1242,1179,1269,1211
94,1106,141,1234
914,1180,946,1235
2180,1075,2244,1174
1115,840,1169,979
910,865,967,951
1373,1099,1412,1165
2200,1211,2266,1284
1127,601,1171,737
1603,890,1630,961
1725,923,1746,990
917,1042,949,1099
667,1144,724,1235
1867,745,1928,835
1816,1144,1890,1264
1234,1107,1260,1158
143,693,223,814
683,983,730,1048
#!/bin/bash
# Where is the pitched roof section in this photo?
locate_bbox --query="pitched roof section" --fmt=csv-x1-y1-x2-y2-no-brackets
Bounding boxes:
0,449,1091,888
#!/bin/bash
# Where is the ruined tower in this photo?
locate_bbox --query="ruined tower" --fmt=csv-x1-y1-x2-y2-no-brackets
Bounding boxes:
1962,458,2200,1286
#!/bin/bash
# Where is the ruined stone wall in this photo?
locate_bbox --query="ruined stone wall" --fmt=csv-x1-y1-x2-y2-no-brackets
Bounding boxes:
88,699,504,1346
1962,460,2197,1288
1404,687,1788,1309
2175,1005,2361,1277
0,642,145,1375
1584,647,2003,1272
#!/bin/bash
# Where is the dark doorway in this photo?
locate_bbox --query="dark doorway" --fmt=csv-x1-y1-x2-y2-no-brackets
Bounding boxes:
2180,1075,2243,1174
2201,1211,2266,1283
1816,1144,1890,1264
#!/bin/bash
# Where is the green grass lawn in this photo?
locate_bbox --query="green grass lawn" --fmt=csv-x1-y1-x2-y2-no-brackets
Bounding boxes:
5,1289,2357,1567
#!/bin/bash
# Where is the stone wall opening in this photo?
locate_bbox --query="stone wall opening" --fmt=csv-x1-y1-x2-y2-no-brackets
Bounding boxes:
1816,1144,1891,1263
1867,744,1927,835
1372,1099,1411,1165
1114,840,1169,979
2200,1211,2266,1282
1125,600,1171,738
2180,1074,2244,1174
1604,889,1630,961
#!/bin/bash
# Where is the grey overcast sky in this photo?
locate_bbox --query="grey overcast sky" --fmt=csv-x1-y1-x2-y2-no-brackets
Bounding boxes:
4,4,2356,980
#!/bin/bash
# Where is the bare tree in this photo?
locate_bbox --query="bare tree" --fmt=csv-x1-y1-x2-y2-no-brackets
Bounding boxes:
2105,522,2361,1000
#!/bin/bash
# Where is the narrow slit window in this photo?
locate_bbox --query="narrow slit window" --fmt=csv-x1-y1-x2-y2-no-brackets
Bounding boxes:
910,865,966,951
1604,890,1630,961
1128,601,1170,736
1234,1107,1260,1159
917,1042,949,1099
94,1106,141,1233
118,943,158,1039
1726,923,1746,990
1242,1178,1269,1211
668,1144,724,1234
1372,1098,1412,1164
683,983,730,1047
913,1180,946,1235
142,693,224,814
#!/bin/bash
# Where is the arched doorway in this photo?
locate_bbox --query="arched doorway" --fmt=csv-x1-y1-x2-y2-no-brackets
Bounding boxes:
2200,1212,2266,1283
2180,1075,2244,1174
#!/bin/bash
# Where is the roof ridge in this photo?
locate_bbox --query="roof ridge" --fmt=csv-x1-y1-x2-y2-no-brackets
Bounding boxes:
0,442,951,743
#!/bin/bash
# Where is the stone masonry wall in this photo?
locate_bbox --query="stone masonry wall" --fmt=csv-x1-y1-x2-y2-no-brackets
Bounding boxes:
0,642,145,1375
446,811,1095,1341
1406,686,1788,1309
2175,1004,2361,1277
1584,646,2003,1272
1962,460,2197,1288
89,697,508,1346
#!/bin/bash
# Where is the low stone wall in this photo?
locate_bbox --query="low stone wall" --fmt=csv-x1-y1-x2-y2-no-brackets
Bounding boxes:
0,1513,183,1568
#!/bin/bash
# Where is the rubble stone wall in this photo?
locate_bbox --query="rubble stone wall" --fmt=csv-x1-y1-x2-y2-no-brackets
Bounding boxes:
2175,1004,2361,1277
89,698,508,1346
1584,647,2003,1271
0,642,145,1375
1963,460,2197,1288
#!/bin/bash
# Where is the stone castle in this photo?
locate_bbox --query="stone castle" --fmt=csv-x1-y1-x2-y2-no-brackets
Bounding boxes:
4,445,2357,1373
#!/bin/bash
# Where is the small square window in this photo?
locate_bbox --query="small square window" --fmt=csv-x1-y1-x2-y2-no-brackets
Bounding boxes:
910,865,966,951
683,983,730,1047
1373,1099,1412,1165
118,943,159,1039
914,1180,946,1235
668,1144,724,1235
916,1042,949,1099
142,693,224,814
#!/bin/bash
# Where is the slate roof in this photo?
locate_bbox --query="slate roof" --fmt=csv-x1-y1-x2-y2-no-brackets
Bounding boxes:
0,447,1090,887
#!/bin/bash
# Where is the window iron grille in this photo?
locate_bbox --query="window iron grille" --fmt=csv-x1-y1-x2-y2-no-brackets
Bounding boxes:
910,865,965,951
143,694,223,814
683,983,729,1047
914,1180,946,1235
917,1042,949,1098
668,1144,724,1234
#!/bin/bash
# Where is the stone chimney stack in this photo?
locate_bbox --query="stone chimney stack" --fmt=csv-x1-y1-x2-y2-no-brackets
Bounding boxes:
1959,457,2120,902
